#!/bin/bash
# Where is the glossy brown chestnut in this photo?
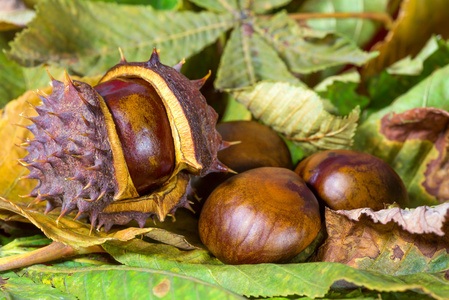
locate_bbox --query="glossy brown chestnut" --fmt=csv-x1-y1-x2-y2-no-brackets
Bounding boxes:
192,121,293,208
95,78,175,195
295,149,409,210
216,121,293,173
198,167,321,265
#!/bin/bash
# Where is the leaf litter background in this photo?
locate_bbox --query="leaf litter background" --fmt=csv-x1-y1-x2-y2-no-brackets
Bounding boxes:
1,0,449,299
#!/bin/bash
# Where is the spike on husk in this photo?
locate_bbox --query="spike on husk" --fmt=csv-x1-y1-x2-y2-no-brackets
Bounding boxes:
21,48,230,231
172,59,185,72
118,47,127,63
190,70,211,90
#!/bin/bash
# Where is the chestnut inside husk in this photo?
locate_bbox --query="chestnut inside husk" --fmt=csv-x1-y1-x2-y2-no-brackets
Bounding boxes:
20,49,231,231
95,78,175,195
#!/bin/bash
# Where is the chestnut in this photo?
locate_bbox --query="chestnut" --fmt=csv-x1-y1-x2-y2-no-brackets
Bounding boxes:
192,121,293,210
295,149,409,210
216,121,293,173
198,167,321,265
95,78,175,195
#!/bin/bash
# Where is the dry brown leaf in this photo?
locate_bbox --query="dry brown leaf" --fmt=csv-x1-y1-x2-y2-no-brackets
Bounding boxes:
145,209,202,250
336,202,449,236
0,196,160,249
363,0,449,76
315,206,449,275
357,106,449,207
380,108,449,203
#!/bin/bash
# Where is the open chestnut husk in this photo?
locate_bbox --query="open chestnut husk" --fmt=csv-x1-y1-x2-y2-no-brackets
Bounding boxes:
295,149,409,210
19,49,231,231
198,167,321,265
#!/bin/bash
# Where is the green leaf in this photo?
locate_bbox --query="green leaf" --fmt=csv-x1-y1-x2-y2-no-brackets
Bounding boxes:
190,0,291,14
315,70,370,115
355,63,449,206
231,81,360,154
254,11,378,74
188,0,238,13
146,0,181,10
299,0,389,46
386,35,447,75
18,265,245,300
0,270,76,300
283,138,305,166
0,37,65,107
366,36,449,113
106,238,221,265
103,241,449,299
219,94,252,122
0,62,64,107
362,63,449,121
355,107,449,207
215,25,302,90
7,0,234,75
87,0,181,9
245,0,292,14
0,235,51,258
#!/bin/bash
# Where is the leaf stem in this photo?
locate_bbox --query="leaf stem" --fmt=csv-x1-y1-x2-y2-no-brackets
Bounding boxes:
284,12,394,29
0,241,104,271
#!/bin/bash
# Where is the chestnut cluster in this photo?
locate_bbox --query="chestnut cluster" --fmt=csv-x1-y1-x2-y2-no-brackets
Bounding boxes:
197,121,409,265
20,51,408,265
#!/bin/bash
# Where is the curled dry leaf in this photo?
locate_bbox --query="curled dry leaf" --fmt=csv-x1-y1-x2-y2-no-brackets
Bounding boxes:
336,203,449,236
363,0,449,76
0,196,159,249
315,206,449,276
357,106,449,207
146,209,202,250
380,108,449,203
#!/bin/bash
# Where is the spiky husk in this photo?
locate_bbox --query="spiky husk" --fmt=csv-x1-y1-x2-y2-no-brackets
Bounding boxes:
21,49,230,231
21,77,118,225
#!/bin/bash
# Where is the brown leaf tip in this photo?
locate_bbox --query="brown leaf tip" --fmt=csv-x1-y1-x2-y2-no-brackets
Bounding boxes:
380,107,449,202
390,245,405,261
337,202,449,236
